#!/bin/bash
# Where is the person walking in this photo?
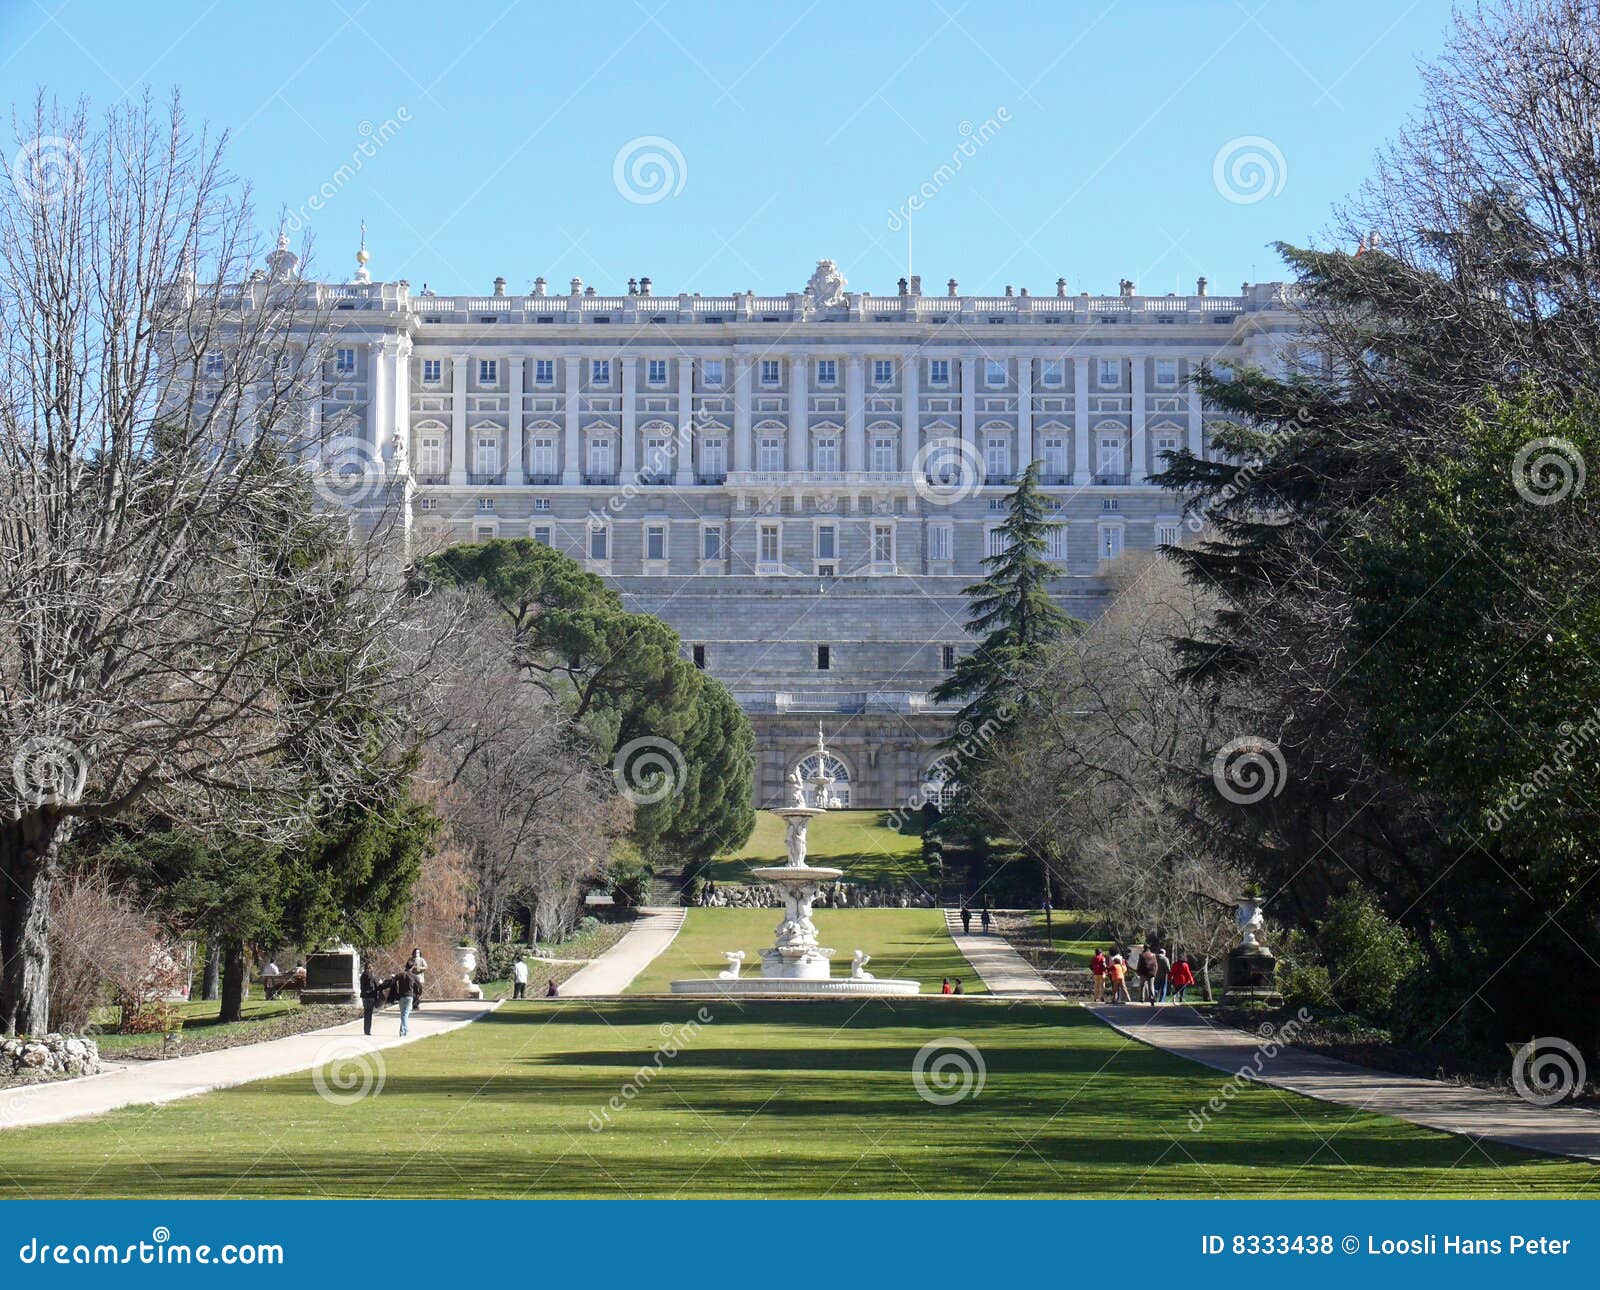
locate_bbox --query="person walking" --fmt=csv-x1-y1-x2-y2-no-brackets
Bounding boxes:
1155,947,1172,1003
1169,956,1196,1003
1108,953,1130,1004
1136,945,1158,1005
405,946,427,1010
960,903,972,935
391,965,418,1036
980,905,992,935
512,956,529,999
359,964,381,1036
1089,948,1108,1003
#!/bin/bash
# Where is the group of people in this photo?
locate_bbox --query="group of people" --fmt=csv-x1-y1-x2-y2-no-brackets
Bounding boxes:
958,903,993,935
358,947,431,1036
1090,944,1197,1006
938,977,966,994
510,955,560,1000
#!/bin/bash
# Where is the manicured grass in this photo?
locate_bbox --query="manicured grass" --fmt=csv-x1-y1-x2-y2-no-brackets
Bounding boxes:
2,999,1591,1198
1028,910,1104,969
91,992,305,1053
705,809,926,883
627,907,982,994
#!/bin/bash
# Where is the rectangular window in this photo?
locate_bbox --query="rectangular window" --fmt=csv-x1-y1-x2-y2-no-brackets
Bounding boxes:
1100,526,1124,560
205,351,225,377
702,525,724,561
814,437,839,473
1098,358,1120,387
760,359,781,386
335,348,355,375
589,524,609,561
1155,358,1178,386
422,358,442,384
871,436,895,473
941,644,957,670
645,435,671,477
692,644,707,670
1047,524,1068,560
418,437,443,475
475,435,500,477
1157,522,1181,549
702,359,724,387
872,523,894,565
478,358,498,385
985,359,1006,386
816,524,836,560
1155,435,1180,465
647,358,668,385
816,644,831,671
590,359,611,385
758,523,781,567
645,524,667,561
476,498,494,513
928,524,952,562
534,359,555,385
872,359,893,385
1099,436,1125,476
985,437,1010,480
986,527,1008,559
530,438,557,477
533,525,553,546
815,358,837,385
1043,435,1068,477
533,497,551,512
758,436,784,473
588,438,614,475
475,524,496,542
700,437,725,479
1040,358,1064,386
929,359,950,384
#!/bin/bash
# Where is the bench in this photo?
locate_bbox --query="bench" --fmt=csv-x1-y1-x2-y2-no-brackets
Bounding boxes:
262,969,305,1000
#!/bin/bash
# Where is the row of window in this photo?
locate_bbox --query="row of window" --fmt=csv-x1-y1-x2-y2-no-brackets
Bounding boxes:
688,642,963,674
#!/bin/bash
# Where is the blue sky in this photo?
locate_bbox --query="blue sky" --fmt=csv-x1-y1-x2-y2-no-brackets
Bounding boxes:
5,0,1453,297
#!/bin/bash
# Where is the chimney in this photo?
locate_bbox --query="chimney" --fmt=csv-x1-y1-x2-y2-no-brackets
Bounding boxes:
909,274,922,296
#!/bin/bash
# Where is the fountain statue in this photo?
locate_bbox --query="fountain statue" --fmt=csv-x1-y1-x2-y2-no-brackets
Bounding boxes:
671,729,919,996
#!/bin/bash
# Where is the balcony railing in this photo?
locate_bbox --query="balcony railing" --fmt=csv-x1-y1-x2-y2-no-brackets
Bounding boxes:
583,472,620,486
415,472,448,485
984,472,1016,485
1040,472,1073,486
695,472,728,485
467,471,505,486
1093,472,1130,486
636,473,673,486
523,472,560,485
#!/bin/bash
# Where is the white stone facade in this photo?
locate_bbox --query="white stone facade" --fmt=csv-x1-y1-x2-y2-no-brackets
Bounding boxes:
302,262,1298,809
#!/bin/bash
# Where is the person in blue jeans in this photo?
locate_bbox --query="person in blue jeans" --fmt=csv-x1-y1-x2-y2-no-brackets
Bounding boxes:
392,967,418,1036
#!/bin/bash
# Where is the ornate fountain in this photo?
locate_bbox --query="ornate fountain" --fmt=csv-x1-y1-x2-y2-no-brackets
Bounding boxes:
671,728,920,997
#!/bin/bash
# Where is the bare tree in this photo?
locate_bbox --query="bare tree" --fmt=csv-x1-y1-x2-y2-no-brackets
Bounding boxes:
0,94,417,1032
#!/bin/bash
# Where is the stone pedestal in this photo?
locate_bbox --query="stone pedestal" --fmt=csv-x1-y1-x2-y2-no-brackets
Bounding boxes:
301,945,360,1005
1222,941,1282,1006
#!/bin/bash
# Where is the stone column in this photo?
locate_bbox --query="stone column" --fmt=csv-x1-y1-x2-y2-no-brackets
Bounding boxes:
960,356,977,455
505,352,523,482
845,354,865,472
365,340,387,464
900,352,919,472
676,354,694,484
1187,357,1204,459
787,352,808,471
1130,355,1147,483
391,336,412,471
562,355,581,483
621,354,638,478
733,354,752,473
448,352,468,485
1016,354,1033,471
1072,355,1090,484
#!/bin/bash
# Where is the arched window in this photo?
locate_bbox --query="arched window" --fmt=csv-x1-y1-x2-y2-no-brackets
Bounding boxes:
792,752,852,807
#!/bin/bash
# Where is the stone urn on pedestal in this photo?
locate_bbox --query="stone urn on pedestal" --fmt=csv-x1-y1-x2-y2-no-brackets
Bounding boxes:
454,943,483,1000
1222,890,1283,1005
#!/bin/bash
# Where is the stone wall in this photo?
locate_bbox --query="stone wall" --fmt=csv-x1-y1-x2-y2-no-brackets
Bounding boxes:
0,1033,102,1082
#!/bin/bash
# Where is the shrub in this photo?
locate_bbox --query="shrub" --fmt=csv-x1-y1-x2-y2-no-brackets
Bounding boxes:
48,869,178,1035
1317,885,1424,1021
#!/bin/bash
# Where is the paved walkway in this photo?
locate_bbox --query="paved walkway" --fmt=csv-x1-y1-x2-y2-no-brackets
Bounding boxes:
1094,1004,1600,1164
943,909,1062,998
559,906,685,996
1,1000,498,1131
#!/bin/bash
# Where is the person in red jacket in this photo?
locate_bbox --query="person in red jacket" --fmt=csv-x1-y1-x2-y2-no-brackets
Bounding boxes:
1089,949,1108,1002
1169,957,1197,1003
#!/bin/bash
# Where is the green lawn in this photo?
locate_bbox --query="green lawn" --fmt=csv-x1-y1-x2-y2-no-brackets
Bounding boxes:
627,907,981,994
3,999,1591,1198
1029,910,1104,969
91,991,305,1053
705,809,926,883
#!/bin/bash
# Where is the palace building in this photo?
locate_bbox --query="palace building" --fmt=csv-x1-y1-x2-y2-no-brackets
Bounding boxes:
294,247,1297,808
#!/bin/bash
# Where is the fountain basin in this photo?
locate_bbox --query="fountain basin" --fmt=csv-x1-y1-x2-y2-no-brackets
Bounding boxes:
669,976,920,997
749,864,843,883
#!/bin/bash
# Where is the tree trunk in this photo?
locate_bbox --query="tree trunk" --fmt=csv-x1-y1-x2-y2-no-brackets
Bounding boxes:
219,938,247,1023
0,811,62,1036
1201,957,1215,1002
202,939,220,1001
